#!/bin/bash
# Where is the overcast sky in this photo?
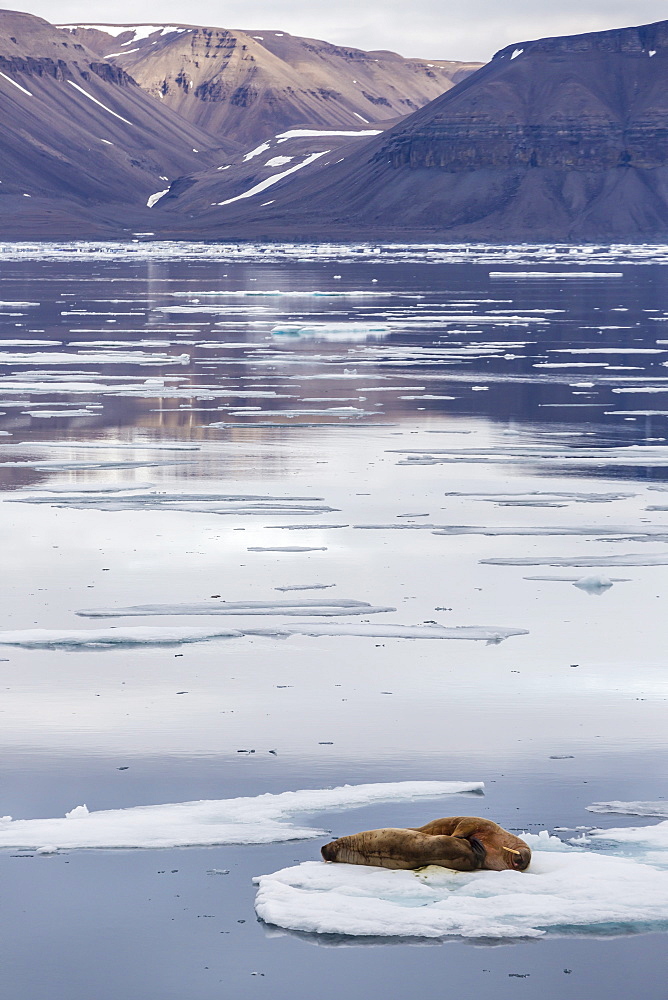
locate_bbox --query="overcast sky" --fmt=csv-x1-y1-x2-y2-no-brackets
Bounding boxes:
24,0,668,60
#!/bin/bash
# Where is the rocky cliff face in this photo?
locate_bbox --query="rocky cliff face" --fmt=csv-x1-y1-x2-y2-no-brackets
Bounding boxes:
60,22,481,145
0,9,237,237
376,21,668,175
155,18,668,240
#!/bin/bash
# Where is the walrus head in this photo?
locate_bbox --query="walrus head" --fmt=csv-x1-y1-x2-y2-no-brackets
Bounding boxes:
415,817,532,871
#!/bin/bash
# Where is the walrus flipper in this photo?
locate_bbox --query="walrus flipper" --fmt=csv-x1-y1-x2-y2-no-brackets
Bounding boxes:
321,828,482,871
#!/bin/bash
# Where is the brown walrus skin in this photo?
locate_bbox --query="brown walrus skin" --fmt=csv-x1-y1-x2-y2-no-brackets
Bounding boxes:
321,817,531,872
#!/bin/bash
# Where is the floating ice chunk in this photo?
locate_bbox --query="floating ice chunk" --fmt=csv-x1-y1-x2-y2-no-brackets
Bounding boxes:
481,554,668,567
76,599,395,618
11,492,332,515
254,844,668,940
444,491,633,503
25,409,95,418
0,350,188,366
248,624,528,642
432,525,668,539
489,272,623,279
524,575,629,584
0,781,483,850
274,584,335,591
0,459,191,471
587,802,668,818
0,623,528,649
271,323,390,342
247,546,328,552
0,301,39,308
0,627,244,649
572,574,614,593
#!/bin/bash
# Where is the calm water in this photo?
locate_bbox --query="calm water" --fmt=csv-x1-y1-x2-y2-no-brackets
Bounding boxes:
1,243,667,999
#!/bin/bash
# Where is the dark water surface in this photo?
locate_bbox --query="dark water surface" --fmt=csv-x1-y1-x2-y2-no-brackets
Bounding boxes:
1,243,667,998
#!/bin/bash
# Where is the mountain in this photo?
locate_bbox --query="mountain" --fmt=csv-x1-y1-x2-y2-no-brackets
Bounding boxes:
152,19,668,241
59,22,481,145
0,9,237,237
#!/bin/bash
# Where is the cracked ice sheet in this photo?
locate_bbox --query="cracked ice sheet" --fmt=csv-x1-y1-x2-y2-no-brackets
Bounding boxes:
253,834,668,940
0,623,529,649
0,781,482,850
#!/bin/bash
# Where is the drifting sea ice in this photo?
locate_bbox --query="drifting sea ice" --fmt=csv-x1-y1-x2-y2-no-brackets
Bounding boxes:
75,599,396,618
271,324,391,342
583,818,668,868
587,801,668,818
0,623,529,649
480,554,668,567
0,781,483,850
524,575,628,592
253,841,668,940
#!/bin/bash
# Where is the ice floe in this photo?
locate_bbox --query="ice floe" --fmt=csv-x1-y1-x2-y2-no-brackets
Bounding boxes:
247,546,328,552
253,839,668,940
587,801,668,818
481,554,668,567
76,599,395,618
10,492,334,515
489,272,623,279
271,324,391,342
0,781,483,850
0,623,529,649
524,574,628,592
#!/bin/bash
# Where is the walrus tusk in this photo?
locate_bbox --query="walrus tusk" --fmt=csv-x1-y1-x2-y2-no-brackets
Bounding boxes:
503,847,522,856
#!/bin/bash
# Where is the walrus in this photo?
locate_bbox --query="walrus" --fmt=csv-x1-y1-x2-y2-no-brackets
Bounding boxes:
321,816,531,872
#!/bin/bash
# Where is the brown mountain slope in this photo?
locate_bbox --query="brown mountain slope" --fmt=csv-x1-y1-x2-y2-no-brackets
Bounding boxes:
60,22,481,145
0,9,237,237
153,18,668,241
